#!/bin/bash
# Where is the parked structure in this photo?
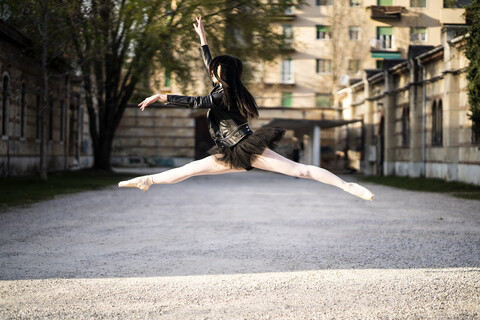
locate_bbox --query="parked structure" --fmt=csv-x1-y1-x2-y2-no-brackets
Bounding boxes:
337,30,480,185
0,21,92,176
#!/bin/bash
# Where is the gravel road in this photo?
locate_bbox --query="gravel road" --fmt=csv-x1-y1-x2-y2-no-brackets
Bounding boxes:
0,169,479,319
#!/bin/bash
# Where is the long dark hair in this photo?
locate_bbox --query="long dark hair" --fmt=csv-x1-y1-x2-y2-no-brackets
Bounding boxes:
209,55,259,119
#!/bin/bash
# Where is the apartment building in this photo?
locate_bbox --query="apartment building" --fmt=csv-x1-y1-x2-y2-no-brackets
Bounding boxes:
252,0,469,109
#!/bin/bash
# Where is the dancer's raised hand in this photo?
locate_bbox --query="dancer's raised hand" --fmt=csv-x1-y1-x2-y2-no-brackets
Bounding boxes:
138,93,166,111
193,16,207,46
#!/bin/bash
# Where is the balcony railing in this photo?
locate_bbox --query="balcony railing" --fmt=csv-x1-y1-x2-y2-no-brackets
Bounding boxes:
370,36,395,51
281,73,295,85
370,5,403,20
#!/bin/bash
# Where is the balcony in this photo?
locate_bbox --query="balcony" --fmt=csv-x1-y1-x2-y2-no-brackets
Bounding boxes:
370,6,403,20
370,36,395,51
281,73,295,85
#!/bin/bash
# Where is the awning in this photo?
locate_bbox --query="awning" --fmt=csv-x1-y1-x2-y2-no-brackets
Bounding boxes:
371,51,402,59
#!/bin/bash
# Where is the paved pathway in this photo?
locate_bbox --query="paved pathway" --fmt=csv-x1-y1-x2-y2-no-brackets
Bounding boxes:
0,170,479,319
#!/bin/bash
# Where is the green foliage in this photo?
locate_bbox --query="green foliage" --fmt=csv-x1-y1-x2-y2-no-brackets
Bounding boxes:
0,1,74,71
465,0,480,137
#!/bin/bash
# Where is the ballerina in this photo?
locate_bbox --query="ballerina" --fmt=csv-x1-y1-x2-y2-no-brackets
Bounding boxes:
119,17,374,201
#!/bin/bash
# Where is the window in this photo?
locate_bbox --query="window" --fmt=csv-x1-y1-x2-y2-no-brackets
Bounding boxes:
48,97,53,142
443,0,470,8
410,27,427,42
377,26,394,49
472,125,480,144
164,70,171,87
20,83,26,139
316,25,332,40
284,6,294,15
432,100,443,146
316,0,333,5
316,59,332,74
282,25,294,47
281,92,293,107
35,91,41,140
349,26,361,41
59,100,65,143
402,105,410,147
378,0,393,5
281,59,294,84
376,60,384,69
315,93,332,107
348,59,361,74
350,0,361,6
411,0,427,7
2,74,9,137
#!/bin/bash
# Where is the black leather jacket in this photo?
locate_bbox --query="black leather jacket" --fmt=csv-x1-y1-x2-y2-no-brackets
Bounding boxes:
166,45,253,148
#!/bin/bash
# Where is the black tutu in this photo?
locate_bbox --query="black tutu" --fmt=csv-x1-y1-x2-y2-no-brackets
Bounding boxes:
208,126,285,170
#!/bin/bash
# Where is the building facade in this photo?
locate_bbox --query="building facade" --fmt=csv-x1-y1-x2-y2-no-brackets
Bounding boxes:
112,0,472,175
337,32,480,185
252,0,469,105
0,21,92,176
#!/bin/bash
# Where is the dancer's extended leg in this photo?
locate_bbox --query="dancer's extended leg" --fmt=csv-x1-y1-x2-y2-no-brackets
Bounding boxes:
118,156,244,191
251,148,374,200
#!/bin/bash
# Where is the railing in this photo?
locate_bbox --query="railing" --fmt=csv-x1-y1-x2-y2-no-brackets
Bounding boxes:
281,73,295,84
370,36,395,50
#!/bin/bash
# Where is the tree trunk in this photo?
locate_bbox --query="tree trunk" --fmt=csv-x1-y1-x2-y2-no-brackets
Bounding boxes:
93,133,114,171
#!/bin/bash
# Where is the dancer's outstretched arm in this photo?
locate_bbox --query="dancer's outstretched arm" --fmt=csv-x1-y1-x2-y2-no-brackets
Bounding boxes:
193,16,207,46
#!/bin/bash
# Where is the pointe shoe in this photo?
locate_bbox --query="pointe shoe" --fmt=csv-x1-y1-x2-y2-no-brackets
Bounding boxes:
343,182,374,201
118,176,152,191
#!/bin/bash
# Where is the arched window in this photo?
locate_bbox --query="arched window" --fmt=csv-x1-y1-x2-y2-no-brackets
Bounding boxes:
59,100,65,143
432,99,443,146
20,82,26,139
2,74,9,137
436,99,443,146
48,96,53,142
402,104,410,147
35,90,41,140
431,100,437,145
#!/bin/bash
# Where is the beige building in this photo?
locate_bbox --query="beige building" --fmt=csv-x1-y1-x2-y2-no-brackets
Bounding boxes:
336,31,480,185
253,0,469,107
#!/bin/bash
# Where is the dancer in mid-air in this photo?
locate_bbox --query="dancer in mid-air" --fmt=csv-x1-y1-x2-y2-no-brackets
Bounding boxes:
119,17,374,201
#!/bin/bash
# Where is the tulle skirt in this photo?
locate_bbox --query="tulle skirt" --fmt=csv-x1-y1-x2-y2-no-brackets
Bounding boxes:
208,126,285,170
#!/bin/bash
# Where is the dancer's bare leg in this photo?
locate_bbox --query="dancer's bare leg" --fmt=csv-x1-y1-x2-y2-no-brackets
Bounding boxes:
251,148,374,200
118,155,244,191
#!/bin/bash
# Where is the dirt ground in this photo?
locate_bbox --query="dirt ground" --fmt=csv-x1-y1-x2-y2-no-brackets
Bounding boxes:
0,169,479,319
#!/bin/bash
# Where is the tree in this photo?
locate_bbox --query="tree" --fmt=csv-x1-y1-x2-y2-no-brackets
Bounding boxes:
64,0,304,171
465,0,480,142
4,0,304,172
